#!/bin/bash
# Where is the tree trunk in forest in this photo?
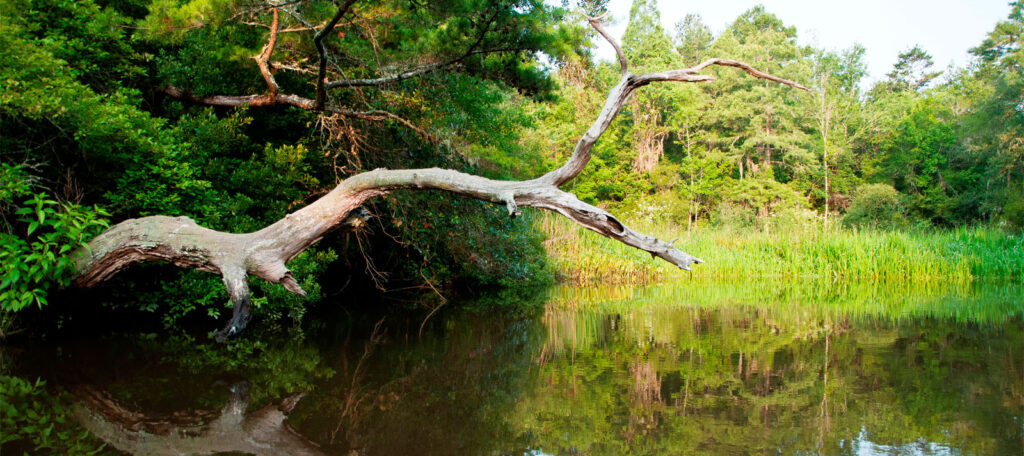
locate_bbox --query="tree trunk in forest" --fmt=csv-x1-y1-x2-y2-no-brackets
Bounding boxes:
764,105,773,172
632,99,667,173
70,16,807,341
684,124,695,234
816,75,835,226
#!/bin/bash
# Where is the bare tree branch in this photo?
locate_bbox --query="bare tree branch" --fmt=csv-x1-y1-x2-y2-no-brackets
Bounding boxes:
589,15,628,76
76,16,810,341
163,86,436,141
538,22,809,188
324,62,448,88
73,165,703,341
315,0,359,110
685,58,810,90
255,7,281,95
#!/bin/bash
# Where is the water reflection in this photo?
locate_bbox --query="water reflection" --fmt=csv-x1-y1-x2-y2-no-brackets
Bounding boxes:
531,296,1024,454
2,280,1023,455
73,381,323,455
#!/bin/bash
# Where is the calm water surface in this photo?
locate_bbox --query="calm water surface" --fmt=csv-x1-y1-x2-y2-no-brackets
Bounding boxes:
3,280,1023,455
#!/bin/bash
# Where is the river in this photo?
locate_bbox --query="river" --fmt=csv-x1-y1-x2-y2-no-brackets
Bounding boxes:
2,279,1023,455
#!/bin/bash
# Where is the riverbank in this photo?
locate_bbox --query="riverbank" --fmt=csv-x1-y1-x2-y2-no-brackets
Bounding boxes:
537,213,1024,284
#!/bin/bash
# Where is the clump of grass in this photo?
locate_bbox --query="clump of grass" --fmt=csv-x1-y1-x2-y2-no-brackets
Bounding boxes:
535,212,1024,284
535,212,672,284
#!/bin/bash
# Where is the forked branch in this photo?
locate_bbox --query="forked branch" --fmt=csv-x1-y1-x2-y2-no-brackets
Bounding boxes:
541,20,808,187
315,0,359,109
256,7,281,94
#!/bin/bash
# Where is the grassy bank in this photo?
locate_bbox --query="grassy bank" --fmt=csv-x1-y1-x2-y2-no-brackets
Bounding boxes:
536,212,1024,284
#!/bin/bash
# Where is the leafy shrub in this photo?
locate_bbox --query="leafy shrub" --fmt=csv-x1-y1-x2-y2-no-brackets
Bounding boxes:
999,184,1024,230
1,164,109,314
619,190,691,226
843,183,909,229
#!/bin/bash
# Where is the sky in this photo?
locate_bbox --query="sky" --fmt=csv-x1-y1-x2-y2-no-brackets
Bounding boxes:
591,0,1013,87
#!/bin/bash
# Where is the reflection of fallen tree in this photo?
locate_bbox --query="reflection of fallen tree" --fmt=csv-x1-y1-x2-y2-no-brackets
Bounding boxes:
71,381,324,455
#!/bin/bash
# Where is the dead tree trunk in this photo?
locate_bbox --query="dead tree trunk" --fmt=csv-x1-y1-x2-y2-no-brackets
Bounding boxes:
71,16,807,341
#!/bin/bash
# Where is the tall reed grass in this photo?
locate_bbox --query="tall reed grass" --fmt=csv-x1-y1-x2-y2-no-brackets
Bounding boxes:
535,211,1024,284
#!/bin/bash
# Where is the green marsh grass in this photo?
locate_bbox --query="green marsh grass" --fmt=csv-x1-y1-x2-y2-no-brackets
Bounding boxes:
535,211,1024,284
539,280,1024,355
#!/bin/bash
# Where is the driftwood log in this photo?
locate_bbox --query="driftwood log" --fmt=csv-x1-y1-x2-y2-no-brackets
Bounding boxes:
71,13,808,341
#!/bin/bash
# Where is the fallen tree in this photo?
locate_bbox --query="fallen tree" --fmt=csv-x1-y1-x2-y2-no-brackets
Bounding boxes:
71,6,807,341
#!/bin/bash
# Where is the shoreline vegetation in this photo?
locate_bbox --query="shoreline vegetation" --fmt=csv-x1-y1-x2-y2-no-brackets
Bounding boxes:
537,211,1024,284
547,278,1024,317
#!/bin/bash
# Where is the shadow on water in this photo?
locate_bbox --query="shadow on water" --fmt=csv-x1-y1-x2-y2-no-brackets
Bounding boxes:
2,279,1023,455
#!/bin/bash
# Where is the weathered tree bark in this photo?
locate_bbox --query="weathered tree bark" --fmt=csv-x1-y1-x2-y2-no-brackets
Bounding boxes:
71,381,324,455
72,15,808,341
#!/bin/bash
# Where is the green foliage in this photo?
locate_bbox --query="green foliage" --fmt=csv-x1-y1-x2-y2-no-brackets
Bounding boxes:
250,247,337,327
723,177,808,219
970,1,1024,68
141,0,239,42
0,0,579,326
0,165,109,314
0,0,217,221
884,45,942,91
0,376,108,455
867,97,963,223
673,13,712,66
1002,185,1024,229
622,0,677,69
843,183,909,228
384,193,552,288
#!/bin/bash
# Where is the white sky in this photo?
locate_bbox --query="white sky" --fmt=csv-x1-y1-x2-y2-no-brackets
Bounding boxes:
591,0,1013,86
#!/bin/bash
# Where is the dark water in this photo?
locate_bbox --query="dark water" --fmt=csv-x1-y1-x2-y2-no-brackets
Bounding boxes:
3,280,1024,455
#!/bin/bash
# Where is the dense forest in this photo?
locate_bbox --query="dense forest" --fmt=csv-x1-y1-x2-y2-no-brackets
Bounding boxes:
2,0,1024,335
544,0,1024,232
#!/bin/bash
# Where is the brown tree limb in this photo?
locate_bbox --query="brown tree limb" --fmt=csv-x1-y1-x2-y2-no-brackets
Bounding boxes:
315,0,359,110
162,86,437,142
255,7,281,95
686,58,810,90
322,46,532,89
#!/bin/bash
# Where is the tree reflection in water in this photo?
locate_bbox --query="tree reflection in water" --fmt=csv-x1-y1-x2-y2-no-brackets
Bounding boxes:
71,381,323,455
2,280,1023,455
